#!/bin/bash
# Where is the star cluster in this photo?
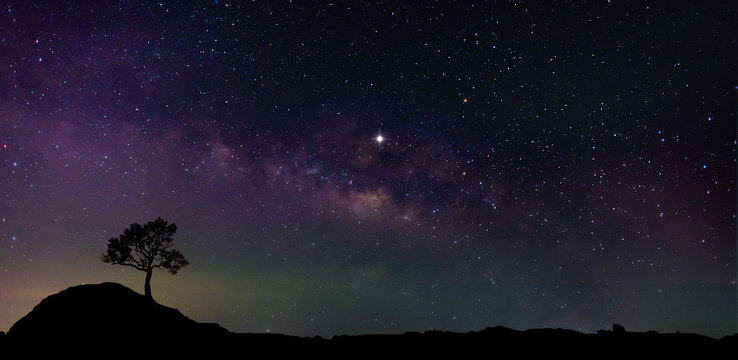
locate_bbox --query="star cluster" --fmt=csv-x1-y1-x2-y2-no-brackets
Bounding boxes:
1,1,735,337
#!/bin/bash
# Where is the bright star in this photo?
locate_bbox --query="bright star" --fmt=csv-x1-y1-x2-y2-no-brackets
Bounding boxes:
376,134,384,144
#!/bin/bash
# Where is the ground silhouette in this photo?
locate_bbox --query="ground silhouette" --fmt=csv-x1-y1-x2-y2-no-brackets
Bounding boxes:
7,283,224,335
2,282,735,357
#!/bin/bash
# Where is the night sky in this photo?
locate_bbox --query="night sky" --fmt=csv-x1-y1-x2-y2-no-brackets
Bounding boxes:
1,1,736,338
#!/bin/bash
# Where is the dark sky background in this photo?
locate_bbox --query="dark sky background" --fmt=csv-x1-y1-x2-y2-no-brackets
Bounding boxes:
1,1,736,338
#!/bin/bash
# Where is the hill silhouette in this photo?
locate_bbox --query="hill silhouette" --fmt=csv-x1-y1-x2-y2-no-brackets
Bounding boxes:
5,282,229,352
2,282,735,356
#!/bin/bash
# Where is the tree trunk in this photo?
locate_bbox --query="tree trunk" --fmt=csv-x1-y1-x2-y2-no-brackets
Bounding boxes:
144,269,153,300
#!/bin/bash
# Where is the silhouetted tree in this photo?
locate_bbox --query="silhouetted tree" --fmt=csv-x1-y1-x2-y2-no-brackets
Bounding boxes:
102,217,189,299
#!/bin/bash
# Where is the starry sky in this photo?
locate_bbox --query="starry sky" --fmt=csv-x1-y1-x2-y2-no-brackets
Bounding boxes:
1,1,736,338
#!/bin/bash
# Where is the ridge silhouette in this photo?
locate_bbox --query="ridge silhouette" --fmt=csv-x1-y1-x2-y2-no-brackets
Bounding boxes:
7,282,227,341
2,282,735,357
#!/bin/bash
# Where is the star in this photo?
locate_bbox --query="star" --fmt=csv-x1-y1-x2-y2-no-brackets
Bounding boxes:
375,134,384,144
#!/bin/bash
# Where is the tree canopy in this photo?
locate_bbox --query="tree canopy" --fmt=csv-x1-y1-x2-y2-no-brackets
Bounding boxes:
102,217,188,299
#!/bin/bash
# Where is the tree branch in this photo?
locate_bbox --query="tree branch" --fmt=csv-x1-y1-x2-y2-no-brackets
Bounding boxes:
117,262,148,272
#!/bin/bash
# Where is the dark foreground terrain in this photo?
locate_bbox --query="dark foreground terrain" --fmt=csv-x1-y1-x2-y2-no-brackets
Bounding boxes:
1,283,735,357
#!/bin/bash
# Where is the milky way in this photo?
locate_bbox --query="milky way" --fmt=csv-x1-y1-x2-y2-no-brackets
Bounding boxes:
1,1,735,337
